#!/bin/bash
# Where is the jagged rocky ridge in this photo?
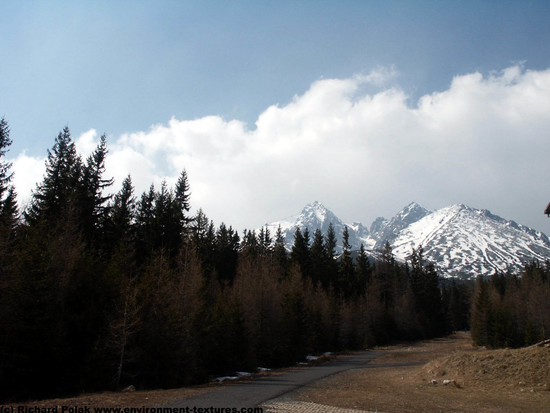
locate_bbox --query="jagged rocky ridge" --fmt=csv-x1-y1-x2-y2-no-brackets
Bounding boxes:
263,201,550,279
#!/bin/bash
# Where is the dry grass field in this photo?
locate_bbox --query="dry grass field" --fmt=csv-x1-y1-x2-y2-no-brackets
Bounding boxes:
293,332,550,412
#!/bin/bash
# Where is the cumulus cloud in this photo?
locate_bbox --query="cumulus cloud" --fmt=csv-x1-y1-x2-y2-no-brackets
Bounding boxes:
11,152,45,209
10,65,550,233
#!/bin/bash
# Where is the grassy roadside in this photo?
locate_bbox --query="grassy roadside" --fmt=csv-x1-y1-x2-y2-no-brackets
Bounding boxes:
293,332,550,413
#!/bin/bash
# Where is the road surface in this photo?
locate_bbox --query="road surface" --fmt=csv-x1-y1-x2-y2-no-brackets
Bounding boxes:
163,350,385,410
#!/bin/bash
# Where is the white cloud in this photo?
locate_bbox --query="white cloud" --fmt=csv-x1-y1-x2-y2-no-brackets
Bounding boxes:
75,128,99,158
11,152,45,209
9,65,550,233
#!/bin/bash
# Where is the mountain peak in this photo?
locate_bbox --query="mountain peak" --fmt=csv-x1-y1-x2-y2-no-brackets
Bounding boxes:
302,200,328,212
450,203,467,210
405,201,423,209
264,201,372,253
262,202,550,278
300,201,333,223
369,202,431,248
399,201,430,216
390,203,550,278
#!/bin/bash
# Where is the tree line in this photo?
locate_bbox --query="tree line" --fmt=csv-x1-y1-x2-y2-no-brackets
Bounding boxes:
471,261,550,348
0,119,468,402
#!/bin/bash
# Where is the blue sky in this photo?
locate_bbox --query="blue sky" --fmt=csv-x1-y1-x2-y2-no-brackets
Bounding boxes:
2,1,550,233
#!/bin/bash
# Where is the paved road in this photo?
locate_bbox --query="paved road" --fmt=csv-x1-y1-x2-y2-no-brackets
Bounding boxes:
164,350,385,410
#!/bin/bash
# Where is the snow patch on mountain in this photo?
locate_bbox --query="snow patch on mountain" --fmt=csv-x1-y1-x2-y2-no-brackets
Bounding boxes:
371,202,431,249
262,201,550,279
390,204,550,278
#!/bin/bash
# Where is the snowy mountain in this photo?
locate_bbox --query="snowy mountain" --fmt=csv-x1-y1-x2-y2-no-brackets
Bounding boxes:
263,201,371,253
389,204,550,278
369,202,431,249
262,201,550,279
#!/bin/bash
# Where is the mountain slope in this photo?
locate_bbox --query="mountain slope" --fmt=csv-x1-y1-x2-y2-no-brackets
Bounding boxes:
390,204,550,278
264,201,371,253
370,202,431,249
263,201,550,279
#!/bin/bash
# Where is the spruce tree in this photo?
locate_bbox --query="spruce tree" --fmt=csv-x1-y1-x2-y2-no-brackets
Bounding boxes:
309,228,327,287
152,180,174,252
356,243,371,289
214,223,240,284
191,209,216,278
376,241,396,310
0,187,18,235
241,229,259,258
273,225,288,275
134,185,156,263
173,169,191,228
339,226,356,298
471,276,491,346
325,222,337,259
169,169,192,253
408,246,444,337
324,222,339,285
290,227,310,278
25,127,82,226
78,134,113,246
108,175,136,246
258,226,272,255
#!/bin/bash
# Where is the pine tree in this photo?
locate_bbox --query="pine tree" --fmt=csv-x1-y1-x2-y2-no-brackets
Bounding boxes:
324,223,339,286
309,228,327,287
152,180,174,252
325,223,337,260
356,243,371,291
408,246,444,337
170,170,192,250
471,276,491,346
25,127,82,226
339,226,356,298
273,225,288,275
241,229,260,258
190,209,216,278
214,223,240,284
280,270,311,364
290,227,310,278
258,226,272,256
135,252,193,387
376,241,396,309
78,134,113,245
173,169,191,228
134,185,156,263
5,127,120,399
381,241,395,266
444,279,471,332
108,175,136,246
